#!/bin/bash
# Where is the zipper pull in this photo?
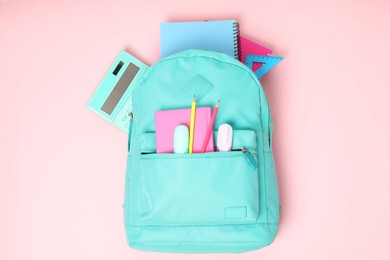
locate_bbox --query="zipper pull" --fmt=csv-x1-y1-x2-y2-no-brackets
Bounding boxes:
127,113,134,152
129,112,134,123
268,131,271,147
241,148,257,170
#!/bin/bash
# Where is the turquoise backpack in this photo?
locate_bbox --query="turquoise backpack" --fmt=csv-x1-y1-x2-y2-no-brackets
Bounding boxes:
124,50,280,253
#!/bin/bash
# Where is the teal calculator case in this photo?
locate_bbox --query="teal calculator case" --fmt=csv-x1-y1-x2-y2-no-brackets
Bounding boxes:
87,51,147,132
124,50,280,253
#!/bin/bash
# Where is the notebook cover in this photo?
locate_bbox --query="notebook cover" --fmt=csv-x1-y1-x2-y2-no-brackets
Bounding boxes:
160,20,239,59
155,107,214,153
239,36,273,71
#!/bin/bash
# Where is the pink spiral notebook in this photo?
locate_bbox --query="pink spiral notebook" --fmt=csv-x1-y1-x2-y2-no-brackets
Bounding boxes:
155,107,214,153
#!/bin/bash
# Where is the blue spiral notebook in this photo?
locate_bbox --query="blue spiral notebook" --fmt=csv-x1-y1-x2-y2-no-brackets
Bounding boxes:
160,20,239,59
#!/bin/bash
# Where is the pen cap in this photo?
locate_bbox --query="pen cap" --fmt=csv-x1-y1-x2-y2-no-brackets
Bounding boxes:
174,125,189,154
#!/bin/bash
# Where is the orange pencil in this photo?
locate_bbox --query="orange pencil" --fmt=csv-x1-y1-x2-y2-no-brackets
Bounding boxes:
200,100,219,153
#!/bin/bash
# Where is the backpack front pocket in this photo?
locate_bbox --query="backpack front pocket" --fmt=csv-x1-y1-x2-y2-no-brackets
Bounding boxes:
137,130,259,225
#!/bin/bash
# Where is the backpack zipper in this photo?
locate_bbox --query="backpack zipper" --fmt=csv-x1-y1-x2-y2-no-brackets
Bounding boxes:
141,148,257,170
127,113,134,152
232,148,257,170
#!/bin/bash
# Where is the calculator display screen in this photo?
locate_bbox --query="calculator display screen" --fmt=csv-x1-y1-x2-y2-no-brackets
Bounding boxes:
101,63,140,115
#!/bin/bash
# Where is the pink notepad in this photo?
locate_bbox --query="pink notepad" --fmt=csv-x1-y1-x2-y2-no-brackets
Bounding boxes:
240,36,273,71
155,107,214,153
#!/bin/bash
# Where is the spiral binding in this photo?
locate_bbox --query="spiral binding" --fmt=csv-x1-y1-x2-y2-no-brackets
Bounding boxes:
233,22,240,60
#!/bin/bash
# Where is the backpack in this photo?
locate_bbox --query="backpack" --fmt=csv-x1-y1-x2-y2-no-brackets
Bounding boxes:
124,49,280,253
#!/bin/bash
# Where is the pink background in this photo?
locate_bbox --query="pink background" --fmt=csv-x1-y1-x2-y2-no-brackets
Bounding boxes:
1,0,390,259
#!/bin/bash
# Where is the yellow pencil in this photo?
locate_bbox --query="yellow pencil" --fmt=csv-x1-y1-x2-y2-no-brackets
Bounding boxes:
189,95,196,154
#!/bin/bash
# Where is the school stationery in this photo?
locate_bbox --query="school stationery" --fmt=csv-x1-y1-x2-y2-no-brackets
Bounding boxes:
87,51,147,132
189,96,196,154
160,20,239,59
200,100,219,153
154,106,214,153
245,54,284,78
126,50,280,253
217,123,233,151
174,125,189,154
239,36,273,72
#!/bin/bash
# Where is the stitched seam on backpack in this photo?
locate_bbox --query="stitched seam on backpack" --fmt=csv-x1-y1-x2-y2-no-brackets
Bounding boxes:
125,222,279,227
